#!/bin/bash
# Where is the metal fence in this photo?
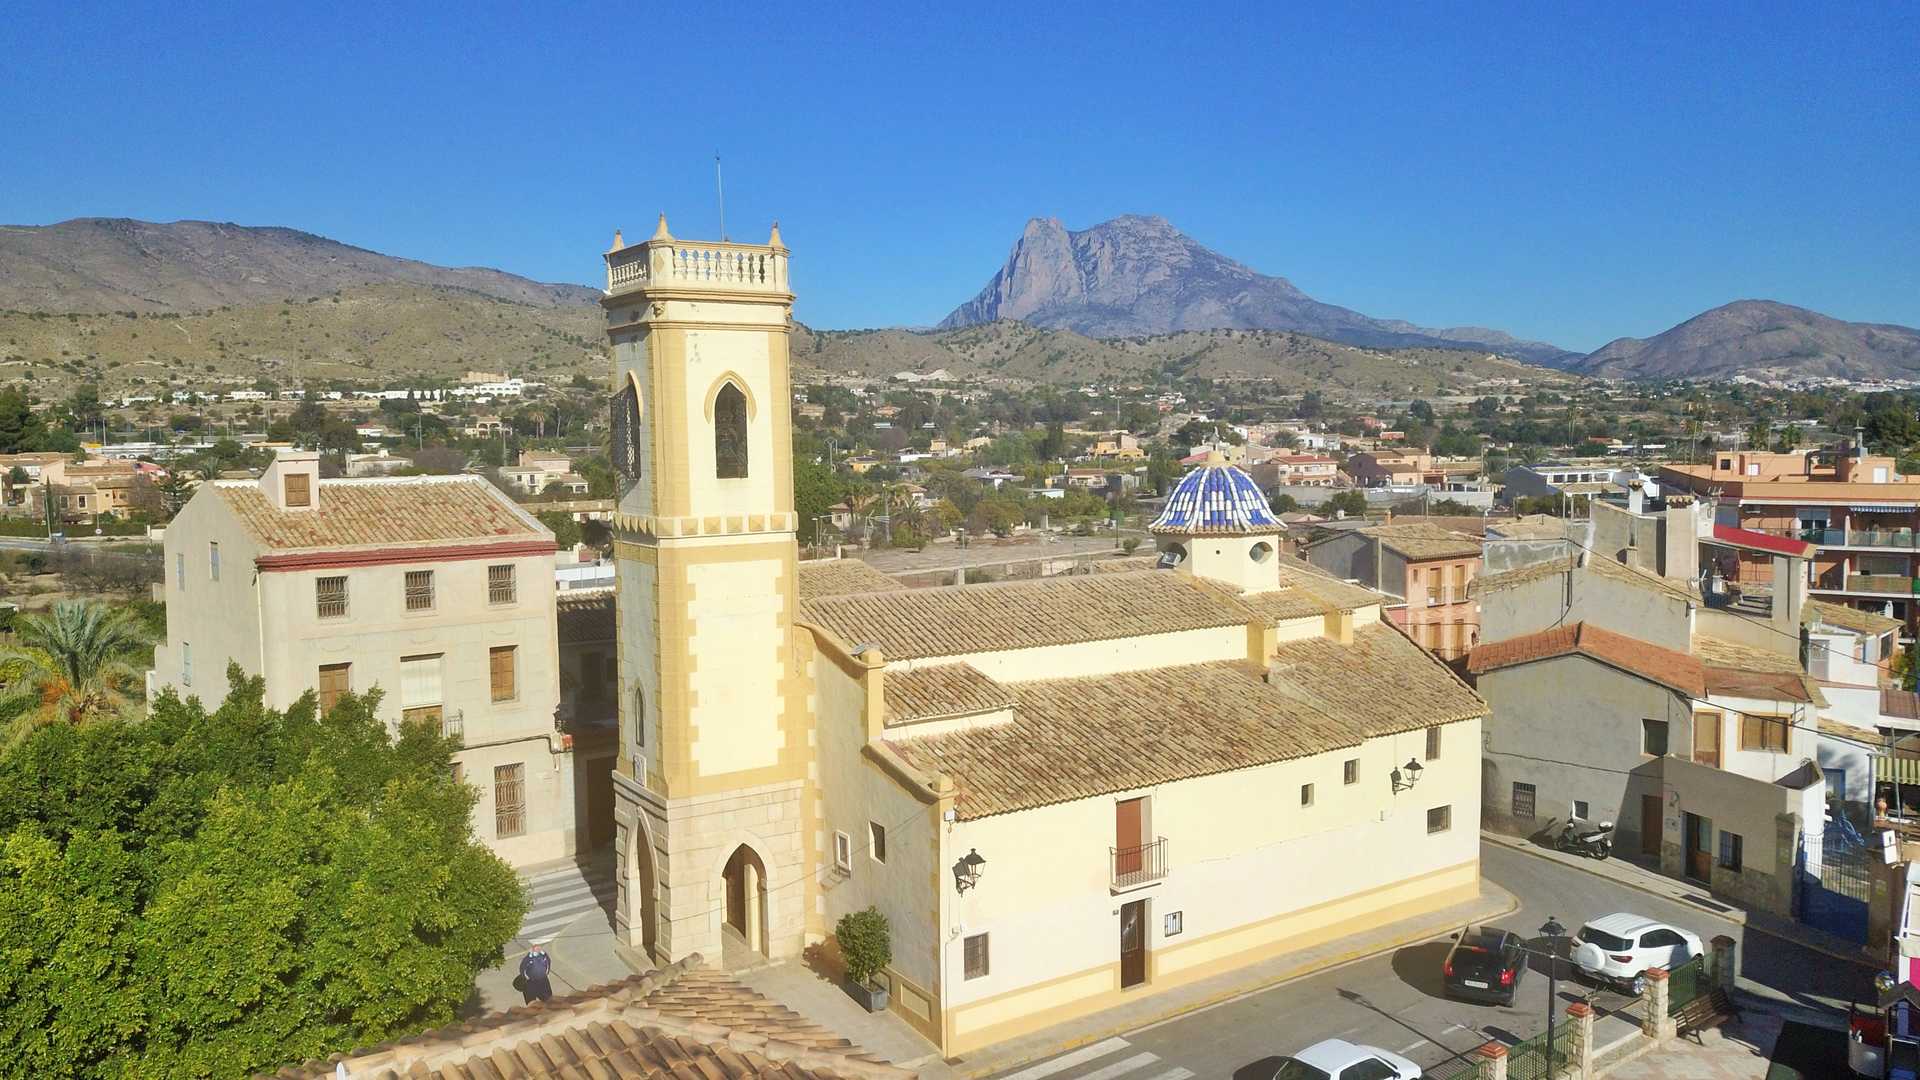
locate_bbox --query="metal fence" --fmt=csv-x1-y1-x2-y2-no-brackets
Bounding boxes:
1421,1054,1488,1080
1506,1025,1576,1080
1666,955,1709,1017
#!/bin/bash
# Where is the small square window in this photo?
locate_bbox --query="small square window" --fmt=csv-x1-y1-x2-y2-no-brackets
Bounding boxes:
284,472,311,507
1574,799,1590,821
869,821,887,864
1719,830,1743,872
1512,782,1537,820
316,575,348,619
963,932,989,980
1642,718,1670,756
1343,758,1358,785
1427,805,1452,834
488,563,516,605
1300,783,1314,807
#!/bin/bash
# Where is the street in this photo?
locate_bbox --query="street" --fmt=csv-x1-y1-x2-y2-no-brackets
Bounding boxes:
988,841,1870,1080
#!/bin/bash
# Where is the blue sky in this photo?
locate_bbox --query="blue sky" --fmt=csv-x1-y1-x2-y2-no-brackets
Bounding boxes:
6,1,1916,351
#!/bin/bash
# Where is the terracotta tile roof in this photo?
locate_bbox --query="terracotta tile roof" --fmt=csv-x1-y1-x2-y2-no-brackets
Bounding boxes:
1470,554,1697,606
796,558,906,600
1469,621,1707,698
798,570,1255,661
213,476,547,552
1266,623,1489,737
1694,636,1826,705
889,623,1483,820
264,958,905,1080
1360,522,1485,561
1806,598,1904,636
1274,558,1388,611
557,588,615,644
890,660,1360,819
884,663,1014,725
1089,554,1160,574
1486,514,1570,541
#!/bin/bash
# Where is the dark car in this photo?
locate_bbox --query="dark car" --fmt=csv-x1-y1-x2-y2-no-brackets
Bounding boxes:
1443,926,1526,1005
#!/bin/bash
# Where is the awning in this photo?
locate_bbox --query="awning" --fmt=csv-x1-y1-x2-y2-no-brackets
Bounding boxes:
1876,755,1920,788
1852,504,1913,513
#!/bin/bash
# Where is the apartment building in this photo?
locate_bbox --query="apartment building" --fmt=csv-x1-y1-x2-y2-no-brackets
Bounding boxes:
1660,434,1920,631
1306,522,1484,660
152,450,589,867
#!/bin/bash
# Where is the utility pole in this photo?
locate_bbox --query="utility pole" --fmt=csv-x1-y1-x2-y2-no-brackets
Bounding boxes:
715,154,727,242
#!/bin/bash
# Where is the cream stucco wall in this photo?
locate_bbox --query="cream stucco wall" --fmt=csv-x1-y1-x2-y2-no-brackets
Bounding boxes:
154,484,266,707
687,556,787,775
930,717,1483,1052
896,625,1252,683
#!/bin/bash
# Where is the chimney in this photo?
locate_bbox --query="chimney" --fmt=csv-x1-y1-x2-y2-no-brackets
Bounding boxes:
1770,551,1808,643
1855,424,1868,462
261,449,321,512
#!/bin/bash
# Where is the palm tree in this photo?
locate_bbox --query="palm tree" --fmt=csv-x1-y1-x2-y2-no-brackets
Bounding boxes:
0,600,151,741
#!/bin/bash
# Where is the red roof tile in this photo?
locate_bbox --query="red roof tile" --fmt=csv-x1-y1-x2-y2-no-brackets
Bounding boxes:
1469,621,1706,697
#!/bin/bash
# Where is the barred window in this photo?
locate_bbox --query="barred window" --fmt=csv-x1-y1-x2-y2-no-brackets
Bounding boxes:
488,563,516,605
714,382,748,479
610,379,642,480
316,576,348,619
963,932,989,980
494,763,526,839
404,569,434,611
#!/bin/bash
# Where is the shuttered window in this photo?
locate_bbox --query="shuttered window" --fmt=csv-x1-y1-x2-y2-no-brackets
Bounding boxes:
1740,714,1789,753
284,473,311,508
401,653,443,712
317,663,351,713
405,569,434,611
489,645,517,703
316,576,348,619
494,763,526,839
487,563,516,605
963,933,989,980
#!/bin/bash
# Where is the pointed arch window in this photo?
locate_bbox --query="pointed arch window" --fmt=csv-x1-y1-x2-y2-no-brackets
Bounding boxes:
610,378,641,481
714,382,749,479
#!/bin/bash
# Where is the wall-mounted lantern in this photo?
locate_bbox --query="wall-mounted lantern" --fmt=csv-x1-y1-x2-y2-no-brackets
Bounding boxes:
1391,758,1424,793
953,848,986,893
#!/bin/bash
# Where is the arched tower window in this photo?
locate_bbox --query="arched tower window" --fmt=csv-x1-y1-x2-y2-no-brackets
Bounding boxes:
714,382,749,479
610,378,642,481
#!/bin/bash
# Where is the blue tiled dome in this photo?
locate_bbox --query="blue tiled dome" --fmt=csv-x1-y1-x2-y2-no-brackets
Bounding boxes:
1150,452,1285,535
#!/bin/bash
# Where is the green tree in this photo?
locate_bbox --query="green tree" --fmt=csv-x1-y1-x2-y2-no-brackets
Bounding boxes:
1324,490,1369,517
0,388,47,453
536,510,583,550
0,671,524,1077
1268,491,1300,514
0,600,151,741
794,457,847,544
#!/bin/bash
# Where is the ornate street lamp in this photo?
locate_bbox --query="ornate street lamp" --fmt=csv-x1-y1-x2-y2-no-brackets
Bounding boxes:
953,848,986,893
1391,758,1424,793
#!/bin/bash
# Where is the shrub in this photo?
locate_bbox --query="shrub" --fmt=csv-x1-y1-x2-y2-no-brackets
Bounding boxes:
835,906,892,987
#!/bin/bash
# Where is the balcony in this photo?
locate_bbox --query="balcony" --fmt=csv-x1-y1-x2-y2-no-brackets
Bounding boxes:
1111,837,1169,890
1825,573,1920,596
1740,525,1920,550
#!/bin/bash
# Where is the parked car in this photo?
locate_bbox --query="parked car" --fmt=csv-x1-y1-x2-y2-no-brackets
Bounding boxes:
1442,925,1527,1005
1265,1039,1422,1079
1569,913,1703,995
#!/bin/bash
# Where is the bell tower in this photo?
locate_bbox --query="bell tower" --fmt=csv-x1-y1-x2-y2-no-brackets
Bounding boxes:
603,215,809,964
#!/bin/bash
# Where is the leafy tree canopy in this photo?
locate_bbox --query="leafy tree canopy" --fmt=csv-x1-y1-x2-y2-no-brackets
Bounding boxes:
0,669,524,1078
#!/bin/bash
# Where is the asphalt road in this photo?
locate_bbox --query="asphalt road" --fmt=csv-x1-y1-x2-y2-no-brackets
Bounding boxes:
991,841,1871,1080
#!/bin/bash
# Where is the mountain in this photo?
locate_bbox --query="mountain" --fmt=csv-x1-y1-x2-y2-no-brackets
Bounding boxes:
1575,300,1920,381
938,215,1574,364
0,218,600,313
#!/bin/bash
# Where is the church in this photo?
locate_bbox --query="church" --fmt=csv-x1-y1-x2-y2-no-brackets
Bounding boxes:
600,218,1487,1056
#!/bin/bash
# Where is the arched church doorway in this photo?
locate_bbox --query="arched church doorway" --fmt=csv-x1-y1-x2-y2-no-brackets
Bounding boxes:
721,844,769,955
628,818,658,958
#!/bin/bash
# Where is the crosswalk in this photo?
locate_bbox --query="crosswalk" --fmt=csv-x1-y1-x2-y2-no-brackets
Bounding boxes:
516,860,615,944
999,1037,1194,1080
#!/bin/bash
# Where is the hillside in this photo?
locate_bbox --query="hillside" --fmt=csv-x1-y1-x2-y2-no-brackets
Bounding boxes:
938,215,1574,364
1576,300,1920,381
0,284,605,397
0,218,600,313
795,320,1574,395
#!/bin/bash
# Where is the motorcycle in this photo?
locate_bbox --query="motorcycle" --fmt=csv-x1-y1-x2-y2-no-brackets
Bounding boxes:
1553,816,1615,860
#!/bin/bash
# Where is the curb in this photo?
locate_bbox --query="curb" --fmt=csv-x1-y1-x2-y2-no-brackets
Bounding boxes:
1482,831,1875,969
949,882,1521,1079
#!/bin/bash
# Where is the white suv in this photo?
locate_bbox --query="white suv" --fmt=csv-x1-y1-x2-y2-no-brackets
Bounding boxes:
1569,912,1704,995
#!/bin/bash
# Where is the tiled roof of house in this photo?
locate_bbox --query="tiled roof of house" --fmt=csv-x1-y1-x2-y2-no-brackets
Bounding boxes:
1088,554,1160,574
1361,522,1484,561
1274,558,1388,611
1470,554,1698,606
1806,598,1903,636
557,588,615,644
795,558,906,601
890,661,1359,819
263,958,904,1080
884,663,1014,725
213,476,547,552
799,570,1255,660
1694,636,1826,705
1487,514,1571,541
890,623,1483,820
1469,621,1708,698
1266,623,1488,737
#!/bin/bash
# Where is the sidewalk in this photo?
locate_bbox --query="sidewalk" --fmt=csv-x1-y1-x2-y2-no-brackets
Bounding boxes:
949,880,1517,1078
1601,1002,1848,1079
1481,830,1875,967
738,962,949,1072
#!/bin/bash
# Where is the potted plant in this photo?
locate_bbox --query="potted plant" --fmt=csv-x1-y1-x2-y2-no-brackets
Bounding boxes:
835,906,891,1012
